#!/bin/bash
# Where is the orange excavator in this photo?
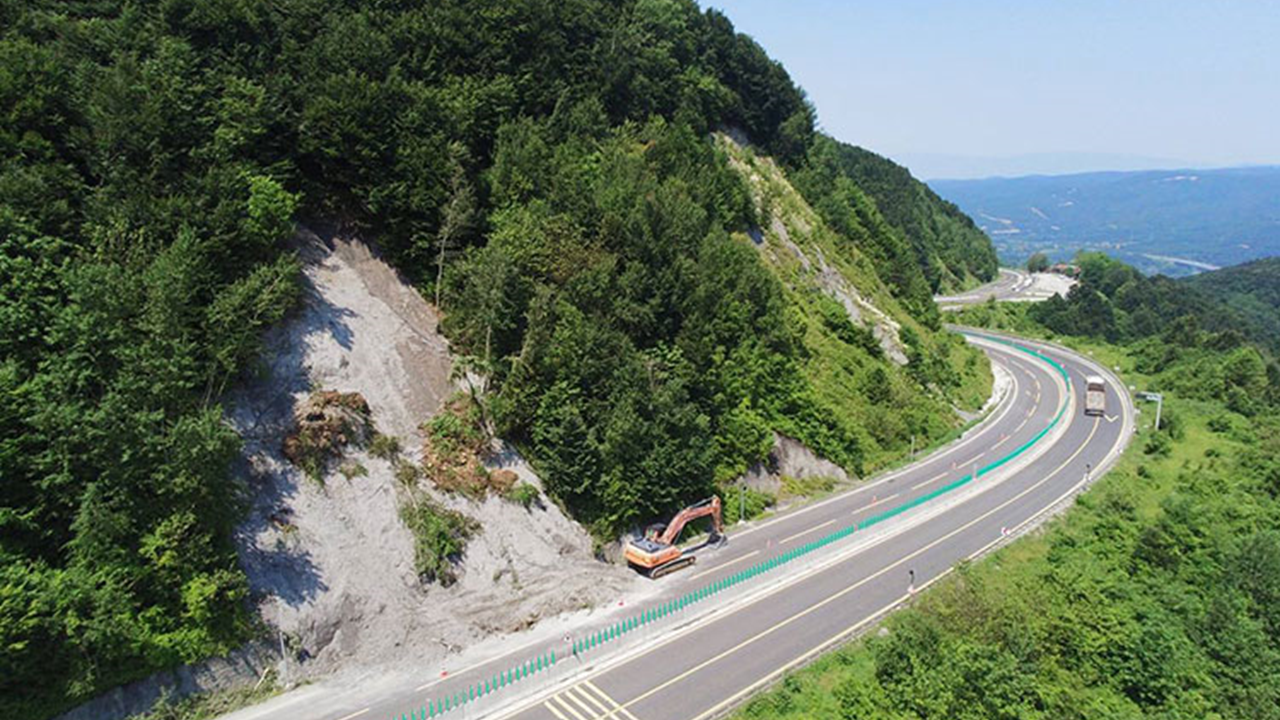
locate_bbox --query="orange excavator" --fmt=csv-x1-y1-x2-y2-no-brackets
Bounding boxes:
624,497,726,578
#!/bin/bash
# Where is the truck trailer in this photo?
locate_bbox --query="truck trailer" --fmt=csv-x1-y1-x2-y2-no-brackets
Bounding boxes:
1084,375,1107,417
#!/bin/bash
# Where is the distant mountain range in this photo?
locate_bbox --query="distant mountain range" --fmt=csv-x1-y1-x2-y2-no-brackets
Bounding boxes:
929,166,1280,277
894,152,1194,181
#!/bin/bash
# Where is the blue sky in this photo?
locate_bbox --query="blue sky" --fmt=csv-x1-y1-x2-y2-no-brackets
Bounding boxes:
706,1,1280,178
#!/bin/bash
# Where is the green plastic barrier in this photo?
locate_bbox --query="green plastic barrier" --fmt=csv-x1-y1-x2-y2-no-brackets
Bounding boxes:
414,335,1071,717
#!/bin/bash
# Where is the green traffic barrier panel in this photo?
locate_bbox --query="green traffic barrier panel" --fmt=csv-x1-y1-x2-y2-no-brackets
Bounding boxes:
552,650,557,664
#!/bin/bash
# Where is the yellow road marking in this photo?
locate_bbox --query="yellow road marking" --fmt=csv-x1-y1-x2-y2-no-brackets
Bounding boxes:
543,699,572,720
779,519,835,545
566,685,610,717
550,693,589,720
910,471,949,491
584,681,642,720
688,416,1106,720
690,550,759,578
335,710,369,720
560,686,601,719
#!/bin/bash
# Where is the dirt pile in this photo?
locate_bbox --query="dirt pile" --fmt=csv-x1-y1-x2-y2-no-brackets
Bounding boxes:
282,390,373,480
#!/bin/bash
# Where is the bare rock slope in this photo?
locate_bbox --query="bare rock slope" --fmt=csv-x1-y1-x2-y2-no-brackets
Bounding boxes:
226,225,631,680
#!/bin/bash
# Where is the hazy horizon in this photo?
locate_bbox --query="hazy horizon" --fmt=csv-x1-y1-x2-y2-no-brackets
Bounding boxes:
708,1,1280,179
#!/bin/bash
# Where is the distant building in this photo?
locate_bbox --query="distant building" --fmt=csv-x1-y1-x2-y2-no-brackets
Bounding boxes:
1049,263,1081,277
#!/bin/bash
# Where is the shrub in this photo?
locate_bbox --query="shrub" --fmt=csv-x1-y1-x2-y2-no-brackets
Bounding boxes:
507,483,541,509
368,433,401,460
394,461,423,487
723,487,777,523
338,461,367,480
781,474,841,499
1144,433,1172,457
422,395,497,498
398,499,478,586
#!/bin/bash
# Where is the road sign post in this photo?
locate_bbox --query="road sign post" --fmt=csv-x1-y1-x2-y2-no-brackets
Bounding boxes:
1135,391,1163,431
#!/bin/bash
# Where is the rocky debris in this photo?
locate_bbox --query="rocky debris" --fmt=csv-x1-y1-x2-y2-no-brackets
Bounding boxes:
741,433,853,496
282,390,373,479
224,224,633,688
811,247,909,365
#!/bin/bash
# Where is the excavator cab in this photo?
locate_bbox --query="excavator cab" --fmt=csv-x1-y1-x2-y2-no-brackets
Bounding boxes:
624,497,726,578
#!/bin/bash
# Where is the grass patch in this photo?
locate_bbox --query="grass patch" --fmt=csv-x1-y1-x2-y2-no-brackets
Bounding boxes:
779,474,840,500
398,496,478,587
127,671,281,720
368,432,401,460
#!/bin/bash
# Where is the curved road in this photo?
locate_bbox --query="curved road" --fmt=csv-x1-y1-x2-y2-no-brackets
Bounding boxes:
935,268,1077,310
934,268,1033,306
248,333,1132,720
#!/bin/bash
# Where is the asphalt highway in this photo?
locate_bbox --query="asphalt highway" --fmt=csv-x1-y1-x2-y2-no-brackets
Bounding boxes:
933,268,1033,306
296,331,1132,720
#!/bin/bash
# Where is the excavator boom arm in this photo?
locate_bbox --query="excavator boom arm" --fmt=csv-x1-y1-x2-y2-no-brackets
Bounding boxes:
658,496,723,545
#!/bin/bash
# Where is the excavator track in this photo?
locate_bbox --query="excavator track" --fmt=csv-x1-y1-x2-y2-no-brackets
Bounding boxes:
647,555,696,579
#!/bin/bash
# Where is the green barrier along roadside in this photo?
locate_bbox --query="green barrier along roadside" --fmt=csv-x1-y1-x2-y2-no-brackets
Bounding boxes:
412,337,1070,718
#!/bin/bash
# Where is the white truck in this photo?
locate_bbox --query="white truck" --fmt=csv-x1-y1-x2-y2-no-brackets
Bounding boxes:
1084,375,1107,417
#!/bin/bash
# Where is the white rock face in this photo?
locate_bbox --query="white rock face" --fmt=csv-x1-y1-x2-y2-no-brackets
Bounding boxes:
225,225,633,681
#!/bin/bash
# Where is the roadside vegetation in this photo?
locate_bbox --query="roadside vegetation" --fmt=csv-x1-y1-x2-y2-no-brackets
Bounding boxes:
732,255,1280,720
125,672,282,720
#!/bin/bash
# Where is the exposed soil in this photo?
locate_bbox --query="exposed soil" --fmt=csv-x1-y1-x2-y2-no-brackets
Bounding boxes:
224,223,634,683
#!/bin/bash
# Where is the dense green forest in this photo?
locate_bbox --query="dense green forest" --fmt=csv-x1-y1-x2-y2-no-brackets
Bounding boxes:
798,138,997,296
1184,256,1280,352
734,257,1280,720
0,0,996,716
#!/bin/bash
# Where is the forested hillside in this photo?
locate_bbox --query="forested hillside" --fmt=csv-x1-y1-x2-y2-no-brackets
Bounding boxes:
0,1,994,715
1183,256,1280,351
966,252,1279,415
798,138,998,295
735,256,1280,720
